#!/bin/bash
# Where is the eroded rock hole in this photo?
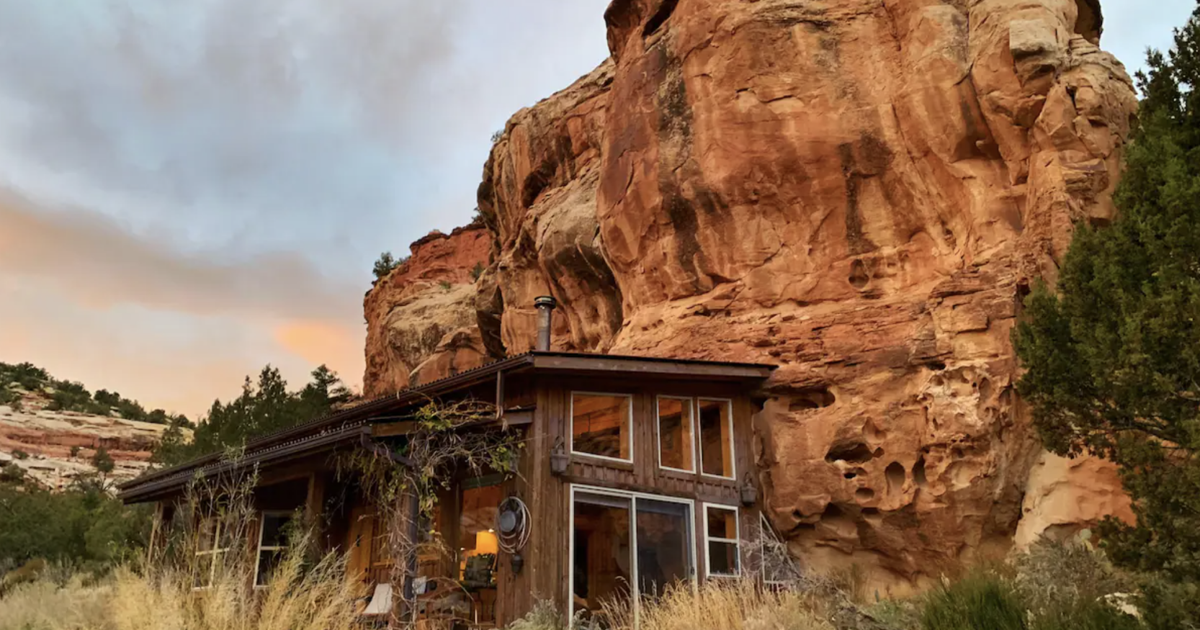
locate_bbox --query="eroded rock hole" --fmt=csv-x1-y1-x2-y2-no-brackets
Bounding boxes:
855,488,875,502
825,441,874,464
1074,0,1102,43
521,161,556,208
885,462,906,496
789,387,836,410
849,259,871,289
913,457,928,487
643,0,680,36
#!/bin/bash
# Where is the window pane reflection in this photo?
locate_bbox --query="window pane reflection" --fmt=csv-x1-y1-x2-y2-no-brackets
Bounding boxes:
658,397,694,471
699,399,733,477
572,394,632,460
636,499,692,598
573,493,632,625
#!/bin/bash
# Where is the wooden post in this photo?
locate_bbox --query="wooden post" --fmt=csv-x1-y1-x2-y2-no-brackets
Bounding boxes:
145,501,165,567
400,489,420,624
304,472,327,549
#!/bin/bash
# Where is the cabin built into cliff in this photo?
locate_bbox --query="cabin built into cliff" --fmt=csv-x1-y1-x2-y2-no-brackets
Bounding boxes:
119,304,775,628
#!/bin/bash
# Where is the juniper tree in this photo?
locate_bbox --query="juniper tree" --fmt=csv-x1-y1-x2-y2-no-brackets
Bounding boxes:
1014,3,1200,581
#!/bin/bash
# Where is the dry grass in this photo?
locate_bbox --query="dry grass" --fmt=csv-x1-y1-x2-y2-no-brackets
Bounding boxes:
600,580,836,630
0,542,364,630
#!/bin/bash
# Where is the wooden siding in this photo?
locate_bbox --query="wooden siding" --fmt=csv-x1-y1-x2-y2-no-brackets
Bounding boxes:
492,374,762,624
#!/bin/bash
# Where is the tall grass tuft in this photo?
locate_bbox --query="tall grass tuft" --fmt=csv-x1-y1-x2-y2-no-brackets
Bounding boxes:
601,580,835,630
920,573,1027,630
0,544,363,630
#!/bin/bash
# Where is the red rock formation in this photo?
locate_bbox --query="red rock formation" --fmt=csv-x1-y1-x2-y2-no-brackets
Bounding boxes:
363,223,492,397
367,0,1138,591
1,391,184,490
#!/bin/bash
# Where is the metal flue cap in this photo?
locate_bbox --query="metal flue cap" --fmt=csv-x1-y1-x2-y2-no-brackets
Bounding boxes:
534,295,557,310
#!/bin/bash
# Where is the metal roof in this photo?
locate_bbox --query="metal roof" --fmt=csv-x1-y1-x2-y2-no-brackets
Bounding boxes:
118,351,775,501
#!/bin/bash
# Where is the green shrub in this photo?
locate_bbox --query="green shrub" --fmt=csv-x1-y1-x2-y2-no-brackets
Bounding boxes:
866,599,921,630
1031,598,1141,630
505,600,565,630
1138,578,1200,630
372,251,401,280
12,449,29,460
1013,538,1132,621
0,463,24,484
0,481,151,569
921,574,1026,630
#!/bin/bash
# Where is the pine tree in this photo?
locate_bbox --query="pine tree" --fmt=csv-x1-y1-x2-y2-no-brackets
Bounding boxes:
152,365,353,467
373,251,400,280
91,447,115,476
1014,3,1200,582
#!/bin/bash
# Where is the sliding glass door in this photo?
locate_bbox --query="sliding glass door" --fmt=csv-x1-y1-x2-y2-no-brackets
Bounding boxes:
570,487,695,626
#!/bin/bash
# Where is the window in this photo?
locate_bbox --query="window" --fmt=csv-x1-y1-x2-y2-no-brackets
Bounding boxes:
194,516,231,589
256,511,294,587
656,397,695,472
458,480,501,588
571,393,633,462
699,399,735,479
571,487,694,626
704,504,740,577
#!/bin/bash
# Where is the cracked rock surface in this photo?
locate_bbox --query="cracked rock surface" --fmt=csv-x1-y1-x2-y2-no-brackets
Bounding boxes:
365,0,1138,592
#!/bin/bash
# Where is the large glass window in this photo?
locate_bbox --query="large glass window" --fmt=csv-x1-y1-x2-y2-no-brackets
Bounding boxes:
255,511,294,587
636,499,693,598
657,397,695,472
699,399,735,478
573,493,633,625
572,393,632,462
704,505,741,578
572,489,694,626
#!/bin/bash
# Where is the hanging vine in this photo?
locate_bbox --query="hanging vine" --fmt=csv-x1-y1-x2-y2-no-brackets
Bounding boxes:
337,398,524,626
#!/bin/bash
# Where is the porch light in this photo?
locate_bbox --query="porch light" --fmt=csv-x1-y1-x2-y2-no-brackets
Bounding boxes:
740,473,758,506
550,436,569,475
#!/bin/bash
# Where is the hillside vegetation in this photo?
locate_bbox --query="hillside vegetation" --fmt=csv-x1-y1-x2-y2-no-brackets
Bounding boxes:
0,361,190,426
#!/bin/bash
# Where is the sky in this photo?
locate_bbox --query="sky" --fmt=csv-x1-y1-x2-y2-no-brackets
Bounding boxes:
0,0,1193,418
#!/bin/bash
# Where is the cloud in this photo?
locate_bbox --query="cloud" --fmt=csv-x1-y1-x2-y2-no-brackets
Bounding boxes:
0,0,612,279
0,0,611,418
0,189,360,324
0,280,331,416
273,321,364,383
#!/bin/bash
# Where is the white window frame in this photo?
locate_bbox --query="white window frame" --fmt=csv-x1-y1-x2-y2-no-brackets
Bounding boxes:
194,516,229,590
655,395,697,474
568,484,698,626
254,510,293,588
702,503,742,578
697,398,737,480
569,391,635,464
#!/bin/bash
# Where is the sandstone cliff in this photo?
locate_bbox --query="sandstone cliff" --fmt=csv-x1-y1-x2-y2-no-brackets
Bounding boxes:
363,223,492,397
364,0,1138,592
1,391,182,489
